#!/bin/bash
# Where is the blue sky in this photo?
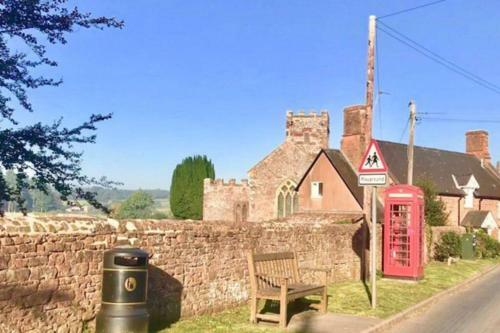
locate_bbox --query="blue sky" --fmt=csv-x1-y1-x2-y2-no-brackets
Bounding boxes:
17,0,500,189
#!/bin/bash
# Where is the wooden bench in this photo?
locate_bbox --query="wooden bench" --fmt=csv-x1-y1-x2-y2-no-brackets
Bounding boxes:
247,251,329,328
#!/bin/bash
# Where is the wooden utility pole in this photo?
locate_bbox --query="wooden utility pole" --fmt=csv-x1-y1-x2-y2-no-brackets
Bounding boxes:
407,100,416,185
364,15,378,310
365,15,376,142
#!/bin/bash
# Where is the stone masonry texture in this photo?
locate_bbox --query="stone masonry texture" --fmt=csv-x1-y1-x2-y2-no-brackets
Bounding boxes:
1,214,369,333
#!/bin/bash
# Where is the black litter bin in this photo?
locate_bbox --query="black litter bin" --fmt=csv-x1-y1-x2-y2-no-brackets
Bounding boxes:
96,246,149,333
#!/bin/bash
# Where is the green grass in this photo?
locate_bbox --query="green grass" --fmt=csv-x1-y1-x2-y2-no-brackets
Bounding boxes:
161,259,499,333
326,258,498,319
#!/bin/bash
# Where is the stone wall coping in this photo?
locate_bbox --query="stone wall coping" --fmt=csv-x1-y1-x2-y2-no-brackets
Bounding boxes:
0,214,365,235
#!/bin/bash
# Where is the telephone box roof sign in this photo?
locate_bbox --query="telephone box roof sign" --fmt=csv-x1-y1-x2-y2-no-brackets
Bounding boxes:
358,139,388,173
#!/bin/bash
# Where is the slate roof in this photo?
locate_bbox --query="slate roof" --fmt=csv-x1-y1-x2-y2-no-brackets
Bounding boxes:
461,210,491,228
377,140,500,199
296,149,364,206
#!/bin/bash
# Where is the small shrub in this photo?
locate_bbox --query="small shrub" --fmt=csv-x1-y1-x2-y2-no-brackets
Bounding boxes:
434,231,461,261
474,229,500,259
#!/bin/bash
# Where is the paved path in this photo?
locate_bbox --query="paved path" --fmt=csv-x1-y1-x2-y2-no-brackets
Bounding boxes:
288,312,381,333
389,266,500,333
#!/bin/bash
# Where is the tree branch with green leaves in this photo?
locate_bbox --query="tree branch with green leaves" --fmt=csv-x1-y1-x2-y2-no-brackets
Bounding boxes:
0,0,124,216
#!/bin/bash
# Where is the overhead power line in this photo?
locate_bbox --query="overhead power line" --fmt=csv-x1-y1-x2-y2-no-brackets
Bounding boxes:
398,118,410,143
375,31,383,139
377,0,448,20
377,24,500,96
378,21,500,93
420,117,500,123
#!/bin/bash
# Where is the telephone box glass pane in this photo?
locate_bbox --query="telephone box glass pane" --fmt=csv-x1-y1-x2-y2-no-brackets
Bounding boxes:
389,204,411,267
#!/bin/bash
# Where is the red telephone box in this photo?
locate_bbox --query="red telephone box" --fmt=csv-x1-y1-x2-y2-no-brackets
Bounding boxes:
383,185,425,280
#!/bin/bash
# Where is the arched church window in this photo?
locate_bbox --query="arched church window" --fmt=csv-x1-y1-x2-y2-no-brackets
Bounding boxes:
277,180,298,218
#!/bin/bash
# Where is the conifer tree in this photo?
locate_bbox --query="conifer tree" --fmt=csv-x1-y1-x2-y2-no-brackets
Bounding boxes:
170,155,215,219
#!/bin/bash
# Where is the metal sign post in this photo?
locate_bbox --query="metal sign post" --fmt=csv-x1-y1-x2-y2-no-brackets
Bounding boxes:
371,186,377,309
357,139,388,309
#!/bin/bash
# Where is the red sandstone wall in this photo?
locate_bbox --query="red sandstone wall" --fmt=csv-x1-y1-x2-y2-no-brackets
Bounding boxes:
0,216,369,332
203,179,249,222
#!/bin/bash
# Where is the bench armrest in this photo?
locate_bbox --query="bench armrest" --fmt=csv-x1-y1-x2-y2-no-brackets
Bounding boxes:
255,273,291,280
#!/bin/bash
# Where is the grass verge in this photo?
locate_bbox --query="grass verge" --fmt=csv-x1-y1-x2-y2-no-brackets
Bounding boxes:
161,259,498,333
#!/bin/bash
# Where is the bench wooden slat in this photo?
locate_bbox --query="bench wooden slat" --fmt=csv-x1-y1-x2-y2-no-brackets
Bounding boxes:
253,252,294,262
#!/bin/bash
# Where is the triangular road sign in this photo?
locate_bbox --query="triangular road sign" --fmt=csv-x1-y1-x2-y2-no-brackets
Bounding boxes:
358,139,388,173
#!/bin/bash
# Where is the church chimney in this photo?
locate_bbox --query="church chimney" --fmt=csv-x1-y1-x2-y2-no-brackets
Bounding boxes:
466,130,491,165
341,16,376,167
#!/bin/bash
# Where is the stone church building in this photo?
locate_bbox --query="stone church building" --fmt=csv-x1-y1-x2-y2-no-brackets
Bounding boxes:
203,103,500,236
203,111,334,222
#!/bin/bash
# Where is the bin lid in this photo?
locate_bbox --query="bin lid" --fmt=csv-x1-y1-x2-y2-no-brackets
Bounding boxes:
103,246,149,269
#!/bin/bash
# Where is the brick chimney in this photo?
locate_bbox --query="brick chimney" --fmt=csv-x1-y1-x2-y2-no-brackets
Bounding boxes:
340,104,370,168
466,130,491,164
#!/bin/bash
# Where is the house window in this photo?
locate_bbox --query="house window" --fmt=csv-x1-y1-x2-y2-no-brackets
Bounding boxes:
311,181,323,199
464,188,474,209
277,180,299,218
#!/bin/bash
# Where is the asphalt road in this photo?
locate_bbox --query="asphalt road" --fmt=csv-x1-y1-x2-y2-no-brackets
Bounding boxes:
389,266,500,333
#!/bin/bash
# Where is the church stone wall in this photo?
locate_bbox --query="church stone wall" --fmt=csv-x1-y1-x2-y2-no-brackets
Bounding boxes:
203,179,249,223
247,142,315,221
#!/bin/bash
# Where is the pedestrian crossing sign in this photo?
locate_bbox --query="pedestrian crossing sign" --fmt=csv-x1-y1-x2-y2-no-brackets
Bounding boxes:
358,139,388,173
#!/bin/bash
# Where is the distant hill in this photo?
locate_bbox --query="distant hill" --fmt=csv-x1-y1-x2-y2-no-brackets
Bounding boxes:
86,186,169,205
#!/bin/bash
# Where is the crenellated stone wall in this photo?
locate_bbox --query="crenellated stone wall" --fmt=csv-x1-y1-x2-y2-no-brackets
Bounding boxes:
203,179,250,223
0,215,369,333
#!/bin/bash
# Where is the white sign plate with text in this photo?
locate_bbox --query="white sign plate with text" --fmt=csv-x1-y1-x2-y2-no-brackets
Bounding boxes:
358,173,387,186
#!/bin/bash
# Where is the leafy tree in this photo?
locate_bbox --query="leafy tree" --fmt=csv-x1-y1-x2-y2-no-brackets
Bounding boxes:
0,173,9,214
113,191,155,219
0,0,123,216
170,155,215,219
416,178,449,226
32,188,62,212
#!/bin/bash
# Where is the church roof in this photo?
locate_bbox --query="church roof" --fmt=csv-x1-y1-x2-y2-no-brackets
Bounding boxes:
377,140,500,199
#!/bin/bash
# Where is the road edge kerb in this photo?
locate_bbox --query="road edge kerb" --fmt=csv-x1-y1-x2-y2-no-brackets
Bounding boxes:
360,263,500,333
